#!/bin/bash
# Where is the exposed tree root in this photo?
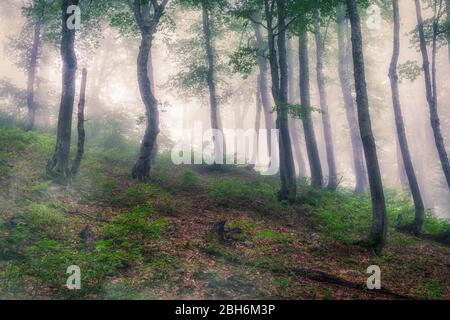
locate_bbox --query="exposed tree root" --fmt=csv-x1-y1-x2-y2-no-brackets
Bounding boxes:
396,225,450,247
201,245,415,300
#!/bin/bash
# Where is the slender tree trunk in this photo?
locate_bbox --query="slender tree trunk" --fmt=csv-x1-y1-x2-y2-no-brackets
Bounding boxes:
287,38,307,177
202,0,225,163
446,0,450,62
132,33,160,180
395,138,409,188
265,0,297,201
314,16,337,190
252,14,273,157
71,68,87,176
414,0,450,191
390,0,425,235
25,18,41,131
299,31,323,188
347,0,388,254
148,48,158,165
47,0,79,181
337,5,368,193
255,76,262,150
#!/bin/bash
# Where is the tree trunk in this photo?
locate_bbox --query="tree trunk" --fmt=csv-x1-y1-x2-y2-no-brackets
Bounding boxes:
46,0,79,181
287,38,307,177
255,76,262,150
264,0,297,201
202,0,225,163
71,68,87,177
347,0,388,254
25,17,41,131
132,33,160,180
337,4,368,193
447,0,450,63
389,0,425,235
148,48,158,165
252,13,273,158
414,0,450,191
299,31,323,188
314,16,337,190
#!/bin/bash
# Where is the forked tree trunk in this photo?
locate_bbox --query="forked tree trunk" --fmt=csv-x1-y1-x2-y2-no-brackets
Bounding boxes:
264,0,297,201
314,16,337,190
47,0,79,181
202,0,225,163
130,0,168,180
71,68,87,176
277,0,297,200
132,34,160,180
299,31,323,188
25,18,41,131
389,0,425,235
347,0,388,254
337,5,368,193
414,0,450,191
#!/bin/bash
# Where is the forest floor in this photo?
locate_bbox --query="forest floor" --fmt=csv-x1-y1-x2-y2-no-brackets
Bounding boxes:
0,127,449,300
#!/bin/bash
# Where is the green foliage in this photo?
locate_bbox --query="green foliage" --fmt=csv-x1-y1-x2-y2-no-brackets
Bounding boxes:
178,169,201,190
254,229,290,242
398,60,422,82
272,103,322,119
229,46,258,78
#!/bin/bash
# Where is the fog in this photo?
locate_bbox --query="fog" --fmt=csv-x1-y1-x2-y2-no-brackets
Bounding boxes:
1,0,449,217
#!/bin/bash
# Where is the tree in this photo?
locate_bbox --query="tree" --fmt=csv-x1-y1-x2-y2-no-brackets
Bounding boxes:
346,0,387,254
389,0,425,235
201,0,226,163
299,30,323,188
46,0,80,181
24,15,41,131
252,12,275,159
336,4,367,193
127,0,169,180
264,0,297,201
447,0,450,62
287,38,307,177
313,13,337,189
414,0,450,192
71,68,87,176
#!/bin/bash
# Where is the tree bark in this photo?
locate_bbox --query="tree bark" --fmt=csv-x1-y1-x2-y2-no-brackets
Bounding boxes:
347,0,388,254
264,0,297,201
46,0,79,181
132,33,160,180
71,68,87,177
287,38,307,177
414,0,450,191
337,4,368,193
314,16,337,190
202,0,225,163
255,76,262,149
389,0,425,235
129,0,168,180
447,0,450,63
395,138,409,188
148,48,158,165
252,13,274,158
299,31,323,188
25,17,41,131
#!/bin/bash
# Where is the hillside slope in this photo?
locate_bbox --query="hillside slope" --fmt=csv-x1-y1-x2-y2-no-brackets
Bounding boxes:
0,128,449,300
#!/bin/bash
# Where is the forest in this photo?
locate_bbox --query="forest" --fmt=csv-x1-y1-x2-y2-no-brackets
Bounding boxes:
0,0,449,301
